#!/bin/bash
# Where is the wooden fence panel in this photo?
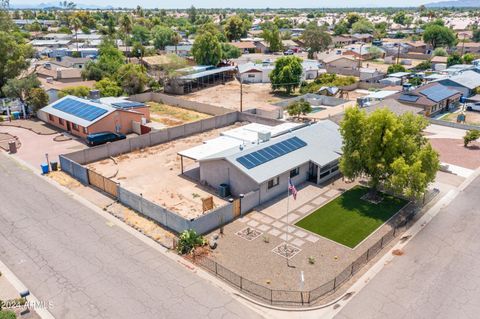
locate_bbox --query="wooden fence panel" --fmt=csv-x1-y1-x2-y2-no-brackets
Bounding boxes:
88,169,105,190
104,178,118,198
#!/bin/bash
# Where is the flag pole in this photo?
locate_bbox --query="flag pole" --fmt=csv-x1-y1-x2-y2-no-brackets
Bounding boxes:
286,179,290,266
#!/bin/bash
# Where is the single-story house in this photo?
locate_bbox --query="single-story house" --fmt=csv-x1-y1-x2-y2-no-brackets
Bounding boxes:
390,82,462,116
39,77,96,102
323,55,358,70
193,121,343,203
435,70,480,97
331,36,354,47
230,41,257,53
238,60,320,83
351,33,374,43
431,56,448,71
38,95,148,138
343,45,386,60
165,45,192,57
359,68,383,82
457,42,480,55
48,56,91,69
405,41,430,54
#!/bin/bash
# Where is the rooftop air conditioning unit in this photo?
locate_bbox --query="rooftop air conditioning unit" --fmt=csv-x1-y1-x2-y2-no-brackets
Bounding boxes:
46,77,54,83
258,131,271,142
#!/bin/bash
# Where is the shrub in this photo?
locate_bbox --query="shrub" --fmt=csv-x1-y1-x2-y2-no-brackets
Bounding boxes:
0,310,16,319
464,129,480,147
176,229,206,255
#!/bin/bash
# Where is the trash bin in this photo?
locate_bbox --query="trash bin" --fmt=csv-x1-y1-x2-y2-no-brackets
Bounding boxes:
8,141,16,154
41,163,49,174
50,161,58,171
12,111,20,120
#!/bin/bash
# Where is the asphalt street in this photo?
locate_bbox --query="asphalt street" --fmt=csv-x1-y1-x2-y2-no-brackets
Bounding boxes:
336,175,480,319
0,153,262,319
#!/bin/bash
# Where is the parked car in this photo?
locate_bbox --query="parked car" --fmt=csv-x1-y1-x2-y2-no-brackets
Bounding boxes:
466,103,480,112
283,49,294,55
86,132,126,146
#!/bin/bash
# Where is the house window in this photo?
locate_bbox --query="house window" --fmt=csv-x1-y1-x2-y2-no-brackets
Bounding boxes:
83,127,88,134
48,114,54,121
267,177,279,190
290,167,300,178
59,118,64,125
248,74,256,78
72,123,79,131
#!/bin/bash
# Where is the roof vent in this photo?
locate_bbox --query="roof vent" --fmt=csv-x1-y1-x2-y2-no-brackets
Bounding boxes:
46,77,54,83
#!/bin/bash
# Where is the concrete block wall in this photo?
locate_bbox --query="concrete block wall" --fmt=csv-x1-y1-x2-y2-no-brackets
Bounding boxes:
190,203,234,234
241,190,261,214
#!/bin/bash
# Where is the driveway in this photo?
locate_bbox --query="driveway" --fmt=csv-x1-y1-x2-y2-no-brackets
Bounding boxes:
335,175,480,319
0,153,262,319
0,125,86,168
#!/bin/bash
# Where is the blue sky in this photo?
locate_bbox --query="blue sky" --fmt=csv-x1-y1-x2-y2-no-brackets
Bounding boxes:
10,0,433,9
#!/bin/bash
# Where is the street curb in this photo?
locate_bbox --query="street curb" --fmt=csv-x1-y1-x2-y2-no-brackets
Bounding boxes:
2,153,269,317
0,259,55,319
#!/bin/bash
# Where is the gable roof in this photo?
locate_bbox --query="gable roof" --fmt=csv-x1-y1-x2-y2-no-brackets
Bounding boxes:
323,55,356,64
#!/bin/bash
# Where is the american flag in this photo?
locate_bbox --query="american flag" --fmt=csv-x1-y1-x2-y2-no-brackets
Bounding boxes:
288,178,297,200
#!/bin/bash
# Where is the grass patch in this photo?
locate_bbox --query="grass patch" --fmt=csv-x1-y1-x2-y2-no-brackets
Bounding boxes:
295,186,407,248
148,102,211,124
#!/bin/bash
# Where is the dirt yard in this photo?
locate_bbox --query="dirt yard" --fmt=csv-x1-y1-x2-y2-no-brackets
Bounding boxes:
429,138,480,170
181,80,289,111
440,110,480,126
146,101,211,127
87,123,245,219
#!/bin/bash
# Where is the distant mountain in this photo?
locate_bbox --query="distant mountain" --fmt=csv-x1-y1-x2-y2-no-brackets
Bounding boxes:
10,2,114,9
424,0,480,7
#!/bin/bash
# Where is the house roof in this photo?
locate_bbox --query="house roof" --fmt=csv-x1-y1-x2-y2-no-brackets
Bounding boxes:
431,56,448,63
199,121,342,184
40,95,115,127
323,55,356,64
39,78,96,92
438,70,480,90
229,41,256,49
366,99,423,115
391,83,461,106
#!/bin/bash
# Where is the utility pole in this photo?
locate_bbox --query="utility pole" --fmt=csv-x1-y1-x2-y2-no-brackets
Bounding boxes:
240,78,243,113
461,33,466,56
397,43,401,65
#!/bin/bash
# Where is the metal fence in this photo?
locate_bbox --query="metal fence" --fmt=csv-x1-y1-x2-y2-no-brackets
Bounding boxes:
193,189,440,306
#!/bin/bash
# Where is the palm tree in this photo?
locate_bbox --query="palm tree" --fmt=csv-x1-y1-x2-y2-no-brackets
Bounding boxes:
120,14,133,62
71,17,81,53
171,32,182,55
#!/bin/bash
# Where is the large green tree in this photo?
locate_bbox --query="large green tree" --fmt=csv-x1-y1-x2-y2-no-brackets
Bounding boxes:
423,24,456,49
339,107,439,199
224,15,248,41
269,56,303,94
0,31,34,94
82,41,125,81
191,31,222,66
2,75,40,105
116,64,148,95
152,25,175,50
302,23,332,59
26,87,49,112
262,25,283,52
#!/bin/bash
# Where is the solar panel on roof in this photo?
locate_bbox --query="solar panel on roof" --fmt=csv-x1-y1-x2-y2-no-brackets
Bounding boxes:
112,101,145,109
398,94,419,103
236,137,307,170
420,85,458,103
52,98,108,122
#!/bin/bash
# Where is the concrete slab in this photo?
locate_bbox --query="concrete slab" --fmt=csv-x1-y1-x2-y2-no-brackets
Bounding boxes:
291,238,306,247
257,224,271,232
267,228,282,237
305,234,320,243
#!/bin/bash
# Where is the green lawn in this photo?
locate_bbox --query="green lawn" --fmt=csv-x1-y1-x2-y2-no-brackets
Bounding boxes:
295,186,407,248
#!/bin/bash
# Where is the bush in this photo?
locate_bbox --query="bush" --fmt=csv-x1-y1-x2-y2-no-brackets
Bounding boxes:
464,129,480,147
300,73,356,94
387,64,406,74
176,229,206,255
0,310,16,319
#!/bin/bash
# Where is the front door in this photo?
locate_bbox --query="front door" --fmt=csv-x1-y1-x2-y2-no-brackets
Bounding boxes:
66,121,71,131
308,162,318,183
233,199,241,218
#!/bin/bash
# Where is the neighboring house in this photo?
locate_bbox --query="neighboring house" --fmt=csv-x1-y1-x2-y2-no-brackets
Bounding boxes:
165,45,192,56
390,82,462,116
192,121,342,203
30,39,71,48
431,56,448,71
254,41,270,53
35,65,83,83
238,60,320,83
351,33,374,43
436,70,480,97
332,36,354,47
229,41,257,54
38,95,148,138
39,77,96,102
457,42,480,55
48,56,91,69
405,41,430,54
359,68,383,82
322,55,359,76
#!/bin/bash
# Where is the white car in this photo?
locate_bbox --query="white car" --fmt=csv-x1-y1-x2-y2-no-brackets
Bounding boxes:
466,103,480,112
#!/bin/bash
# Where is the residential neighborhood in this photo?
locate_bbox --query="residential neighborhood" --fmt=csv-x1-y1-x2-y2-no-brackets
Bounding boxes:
2,1,480,319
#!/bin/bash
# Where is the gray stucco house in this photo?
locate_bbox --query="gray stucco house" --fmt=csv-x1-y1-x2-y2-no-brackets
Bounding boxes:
197,121,342,204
